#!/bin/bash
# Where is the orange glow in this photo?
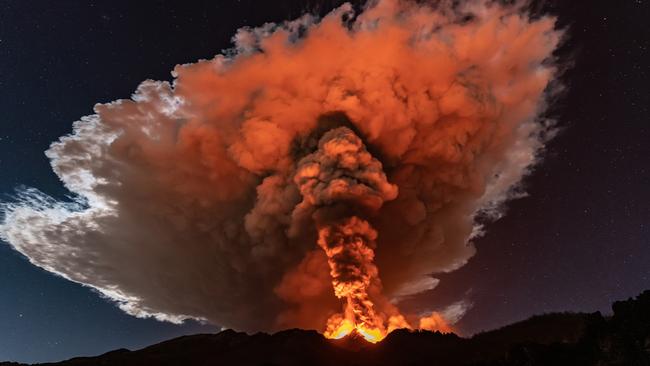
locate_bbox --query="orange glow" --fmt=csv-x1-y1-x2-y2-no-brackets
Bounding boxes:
356,324,385,343
317,217,412,343
315,216,454,343
326,318,354,339
324,317,386,343
418,312,453,334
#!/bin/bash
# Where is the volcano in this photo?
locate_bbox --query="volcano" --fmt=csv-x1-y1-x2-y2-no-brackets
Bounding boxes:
1,0,565,336
2,290,648,366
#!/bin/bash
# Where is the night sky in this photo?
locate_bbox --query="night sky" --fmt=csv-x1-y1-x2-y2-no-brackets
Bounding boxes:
1,0,648,363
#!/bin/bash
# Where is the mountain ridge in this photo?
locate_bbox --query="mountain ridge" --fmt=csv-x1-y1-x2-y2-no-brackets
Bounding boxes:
3,290,649,366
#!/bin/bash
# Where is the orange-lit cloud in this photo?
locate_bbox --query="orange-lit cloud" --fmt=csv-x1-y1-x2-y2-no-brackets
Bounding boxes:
1,0,562,334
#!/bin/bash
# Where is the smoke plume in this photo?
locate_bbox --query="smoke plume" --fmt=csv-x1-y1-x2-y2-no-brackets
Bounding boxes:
1,0,562,335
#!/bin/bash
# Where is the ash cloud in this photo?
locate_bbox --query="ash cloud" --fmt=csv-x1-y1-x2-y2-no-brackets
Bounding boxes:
0,0,562,332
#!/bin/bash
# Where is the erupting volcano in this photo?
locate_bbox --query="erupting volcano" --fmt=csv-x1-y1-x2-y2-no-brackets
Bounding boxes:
293,127,405,342
318,217,389,342
0,0,562,343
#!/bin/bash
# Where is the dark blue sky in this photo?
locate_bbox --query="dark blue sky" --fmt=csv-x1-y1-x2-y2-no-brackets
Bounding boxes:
1,0,648,363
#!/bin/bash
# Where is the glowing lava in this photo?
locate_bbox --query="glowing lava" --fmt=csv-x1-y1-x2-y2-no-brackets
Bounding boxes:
325,318,386,343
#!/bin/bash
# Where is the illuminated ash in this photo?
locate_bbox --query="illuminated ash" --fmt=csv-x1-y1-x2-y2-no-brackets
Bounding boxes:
292,127,403,342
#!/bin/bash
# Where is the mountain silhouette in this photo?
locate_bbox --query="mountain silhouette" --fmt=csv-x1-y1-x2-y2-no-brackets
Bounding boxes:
3,290,649,366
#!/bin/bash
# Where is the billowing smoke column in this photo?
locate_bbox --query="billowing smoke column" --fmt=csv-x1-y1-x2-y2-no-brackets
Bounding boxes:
0,0,562,338
293,127,402,340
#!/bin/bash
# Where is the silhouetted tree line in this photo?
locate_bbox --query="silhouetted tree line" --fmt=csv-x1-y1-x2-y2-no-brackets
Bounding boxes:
485,290,650,365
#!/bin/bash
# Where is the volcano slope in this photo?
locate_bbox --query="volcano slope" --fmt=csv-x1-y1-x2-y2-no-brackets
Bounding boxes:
2,290,649,366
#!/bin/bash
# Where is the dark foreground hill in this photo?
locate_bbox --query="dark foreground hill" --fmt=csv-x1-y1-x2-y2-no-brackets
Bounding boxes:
3,291,649,366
